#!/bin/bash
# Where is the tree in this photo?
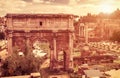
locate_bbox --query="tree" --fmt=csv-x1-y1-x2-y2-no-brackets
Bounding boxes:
110,30,120,42
111,8,120,19
0,50,45,76
80,13,97,23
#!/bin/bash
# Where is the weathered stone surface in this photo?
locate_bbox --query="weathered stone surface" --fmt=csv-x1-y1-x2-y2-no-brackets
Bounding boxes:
5,13,75,69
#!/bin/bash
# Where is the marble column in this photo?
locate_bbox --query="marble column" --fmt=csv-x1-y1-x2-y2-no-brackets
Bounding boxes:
53,36,57,60
25,31,30,52
69,33,74,69
7,31,13,54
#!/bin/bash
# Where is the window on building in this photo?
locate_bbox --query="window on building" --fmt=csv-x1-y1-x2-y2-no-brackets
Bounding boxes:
39,21,42,26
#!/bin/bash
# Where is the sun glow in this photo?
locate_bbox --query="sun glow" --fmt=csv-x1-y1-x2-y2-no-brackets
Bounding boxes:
99,3,114,13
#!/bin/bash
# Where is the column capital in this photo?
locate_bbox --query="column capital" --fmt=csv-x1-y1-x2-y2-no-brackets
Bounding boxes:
24,30,30,33
25,35,30,38
8,31,13,38
25,32,30,38
53,32,57,38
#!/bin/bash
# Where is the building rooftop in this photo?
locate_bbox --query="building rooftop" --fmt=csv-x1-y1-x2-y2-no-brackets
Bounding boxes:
5,13,78,18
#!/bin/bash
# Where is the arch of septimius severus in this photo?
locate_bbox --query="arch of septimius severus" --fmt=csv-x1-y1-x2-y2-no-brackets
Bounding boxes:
5,14,76,70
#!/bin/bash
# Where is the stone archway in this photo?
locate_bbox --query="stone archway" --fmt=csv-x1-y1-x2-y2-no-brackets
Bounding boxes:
5,14,75,71
6,31,73,70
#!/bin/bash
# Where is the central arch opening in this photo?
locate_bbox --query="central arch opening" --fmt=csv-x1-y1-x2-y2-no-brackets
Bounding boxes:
32,39,50,58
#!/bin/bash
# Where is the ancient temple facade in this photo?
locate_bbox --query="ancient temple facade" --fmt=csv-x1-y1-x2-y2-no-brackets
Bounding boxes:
5,13,76,70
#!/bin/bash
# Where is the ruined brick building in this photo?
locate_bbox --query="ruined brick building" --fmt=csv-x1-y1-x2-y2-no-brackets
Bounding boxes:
5,14,76,70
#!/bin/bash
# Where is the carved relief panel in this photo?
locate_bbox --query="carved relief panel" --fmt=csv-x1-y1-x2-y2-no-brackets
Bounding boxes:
13,36,26,52
13,18,26,28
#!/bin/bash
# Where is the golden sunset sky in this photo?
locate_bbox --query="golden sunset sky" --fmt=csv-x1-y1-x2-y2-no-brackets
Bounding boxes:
0,0,120,16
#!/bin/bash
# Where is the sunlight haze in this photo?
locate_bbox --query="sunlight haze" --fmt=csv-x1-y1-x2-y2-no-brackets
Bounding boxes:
0,0,120,16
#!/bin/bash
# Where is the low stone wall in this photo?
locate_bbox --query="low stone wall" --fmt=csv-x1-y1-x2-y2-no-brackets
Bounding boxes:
48,74,70,78
1,75,30,78
1,72,41,78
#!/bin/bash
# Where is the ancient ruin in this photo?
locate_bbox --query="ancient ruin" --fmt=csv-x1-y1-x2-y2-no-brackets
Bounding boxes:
5,13,76,70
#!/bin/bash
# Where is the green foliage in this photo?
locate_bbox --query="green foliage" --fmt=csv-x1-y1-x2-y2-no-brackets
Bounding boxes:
110,30,120,42
111,9,120,19
0,51,44,76
80,13,97,23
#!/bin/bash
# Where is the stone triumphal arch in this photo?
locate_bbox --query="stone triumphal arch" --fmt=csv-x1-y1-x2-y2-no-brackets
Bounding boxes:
5,14,76,70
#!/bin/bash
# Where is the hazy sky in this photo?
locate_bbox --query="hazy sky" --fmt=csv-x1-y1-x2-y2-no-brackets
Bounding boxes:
0,0,120,16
